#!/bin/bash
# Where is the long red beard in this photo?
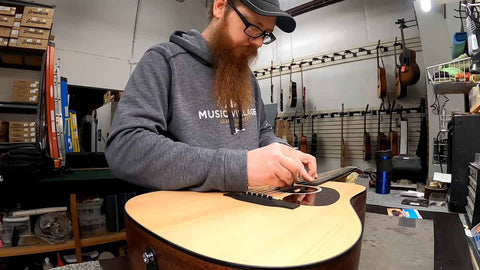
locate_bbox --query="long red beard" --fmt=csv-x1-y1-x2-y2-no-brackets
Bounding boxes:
210,17,258,113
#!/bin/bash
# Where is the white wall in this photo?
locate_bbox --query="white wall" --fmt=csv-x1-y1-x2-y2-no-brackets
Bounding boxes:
414,2,467,180
30,0,208,90
253,0,427,172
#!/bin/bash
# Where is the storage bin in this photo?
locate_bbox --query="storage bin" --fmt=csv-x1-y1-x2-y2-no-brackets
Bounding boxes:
77,198,103,219
2,216,31,236
78,214,107,236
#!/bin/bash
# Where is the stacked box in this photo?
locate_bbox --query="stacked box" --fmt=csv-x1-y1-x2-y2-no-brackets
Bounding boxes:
9,6,54,50
0,120,8,142
0,5,15,44
9,122,36,143
12,80,39,103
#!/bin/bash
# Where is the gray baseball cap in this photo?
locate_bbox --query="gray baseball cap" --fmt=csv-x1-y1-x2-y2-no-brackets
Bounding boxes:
238,0,296,33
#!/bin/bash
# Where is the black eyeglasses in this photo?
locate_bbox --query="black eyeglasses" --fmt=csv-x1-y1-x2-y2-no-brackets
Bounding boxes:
227,0,276,45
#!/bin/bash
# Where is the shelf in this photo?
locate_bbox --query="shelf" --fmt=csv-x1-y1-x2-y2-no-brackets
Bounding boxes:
0,239,75,257
0,232,126,258
38,169,117,183
80,232,126,248
0,46,45,71
0,101,37,113
432,82,476,95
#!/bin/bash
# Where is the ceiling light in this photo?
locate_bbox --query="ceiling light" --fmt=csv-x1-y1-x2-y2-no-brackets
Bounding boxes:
420,0,431,12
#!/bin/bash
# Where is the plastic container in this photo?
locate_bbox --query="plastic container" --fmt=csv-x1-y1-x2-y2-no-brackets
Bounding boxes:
78,214,107,236
77,198,104,219
2,216,31,236
0,228,12,247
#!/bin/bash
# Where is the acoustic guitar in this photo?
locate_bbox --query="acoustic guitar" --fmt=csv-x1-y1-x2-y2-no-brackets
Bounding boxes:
389,100,399,156
270,60,274,103
376,40,387,98
300,62,306,112
341,103,346,167
311,110,317,157
125,179,366,270
363,104,372,161
396,18,421,97
377,103,388,151
288,63,297,108
394,37,407,99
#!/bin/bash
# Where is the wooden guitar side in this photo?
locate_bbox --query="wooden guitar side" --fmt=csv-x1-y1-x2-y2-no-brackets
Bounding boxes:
126,182,366,270
377,67,387,98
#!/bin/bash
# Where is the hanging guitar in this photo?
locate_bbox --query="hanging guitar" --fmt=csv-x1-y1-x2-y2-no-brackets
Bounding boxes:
341,104,346,167
270,60,274,103
279,66,284,112
396,18,421,97
311,109,317,157
394,37,407,99
377,102,388,151
389,100,399,156
377,40,387,98
300,62,307,153
363,104,372,161
288,61,297,108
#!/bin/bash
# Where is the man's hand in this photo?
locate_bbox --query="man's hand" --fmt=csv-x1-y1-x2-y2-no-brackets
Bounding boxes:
247,143,318,187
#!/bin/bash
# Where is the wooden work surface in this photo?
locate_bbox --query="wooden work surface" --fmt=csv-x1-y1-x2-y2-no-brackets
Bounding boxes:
126,181,365,268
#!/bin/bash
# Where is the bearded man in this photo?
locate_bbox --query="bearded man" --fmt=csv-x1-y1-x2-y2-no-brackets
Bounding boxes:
106,0,318,192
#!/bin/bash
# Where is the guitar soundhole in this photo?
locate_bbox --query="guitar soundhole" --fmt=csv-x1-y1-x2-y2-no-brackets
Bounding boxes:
282,187,340,206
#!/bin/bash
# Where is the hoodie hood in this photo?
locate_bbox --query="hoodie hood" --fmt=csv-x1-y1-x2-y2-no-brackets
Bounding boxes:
169,29,213,66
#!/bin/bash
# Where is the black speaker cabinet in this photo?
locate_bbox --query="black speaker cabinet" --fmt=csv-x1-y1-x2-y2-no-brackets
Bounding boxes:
447,115,480,212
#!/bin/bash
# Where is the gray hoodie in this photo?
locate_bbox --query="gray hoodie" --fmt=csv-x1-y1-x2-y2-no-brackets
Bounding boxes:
105,29,284,192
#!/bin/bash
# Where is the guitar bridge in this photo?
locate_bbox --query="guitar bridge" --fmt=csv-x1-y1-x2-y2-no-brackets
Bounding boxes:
224,192,300,209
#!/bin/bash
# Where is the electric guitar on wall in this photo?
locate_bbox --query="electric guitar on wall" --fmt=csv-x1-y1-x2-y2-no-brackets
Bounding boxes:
311,109,317,157
341,103,346,168
394,37,407,99
125,175,367,270
279,66,284,112
376,40,387,99
377,103,388,151
363,104,372,161
293,112,299,149
389,100,399,156
270,60,274,103
288,62,297,108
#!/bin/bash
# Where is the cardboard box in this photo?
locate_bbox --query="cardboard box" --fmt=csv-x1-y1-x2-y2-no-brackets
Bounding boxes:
9,122,35,128
0,6,16,16
24,55,42,67
23,7,54,19
13,86,39,95
0,53,22,64
12,21,20,30
9,127,35,133
9,37,48,50
0,37,7,46
0,26,10,37
9,137,36,143
14,80,39,88
0,121,8,136
14,13,22,22
9,131,35,138
17,27,49,39
21,14,52,29
104,91,122,104
12,93,38,103
0,15,14,27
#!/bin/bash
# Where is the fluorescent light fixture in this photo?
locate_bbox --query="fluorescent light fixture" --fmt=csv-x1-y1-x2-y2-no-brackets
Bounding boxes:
420,0,431,12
